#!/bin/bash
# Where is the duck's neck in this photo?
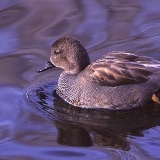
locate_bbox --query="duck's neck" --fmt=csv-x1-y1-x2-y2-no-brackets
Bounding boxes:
78,55,90,72
70,49,90,74
65,57,90,74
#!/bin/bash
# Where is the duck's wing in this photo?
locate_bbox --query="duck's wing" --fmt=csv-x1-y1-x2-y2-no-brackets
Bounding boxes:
89,52,154,87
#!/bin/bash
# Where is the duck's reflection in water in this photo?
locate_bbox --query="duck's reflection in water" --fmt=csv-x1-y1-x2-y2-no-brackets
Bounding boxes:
55,121,93,147
27,82,160,150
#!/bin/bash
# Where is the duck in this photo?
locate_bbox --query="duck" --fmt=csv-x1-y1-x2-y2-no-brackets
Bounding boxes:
37,37,160,110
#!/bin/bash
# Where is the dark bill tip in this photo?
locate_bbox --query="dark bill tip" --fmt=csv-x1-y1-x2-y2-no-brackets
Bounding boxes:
37,61,55,73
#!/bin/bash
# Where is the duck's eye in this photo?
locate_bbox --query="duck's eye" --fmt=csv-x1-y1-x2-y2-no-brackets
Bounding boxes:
54,50,61,55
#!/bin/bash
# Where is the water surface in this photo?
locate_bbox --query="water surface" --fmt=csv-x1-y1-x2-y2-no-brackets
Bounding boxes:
0,0,160,159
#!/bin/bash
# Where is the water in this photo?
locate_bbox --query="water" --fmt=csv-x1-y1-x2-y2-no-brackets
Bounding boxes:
0,0,160,159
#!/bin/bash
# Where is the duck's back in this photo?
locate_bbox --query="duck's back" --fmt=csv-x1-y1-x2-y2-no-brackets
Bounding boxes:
87,51,160,87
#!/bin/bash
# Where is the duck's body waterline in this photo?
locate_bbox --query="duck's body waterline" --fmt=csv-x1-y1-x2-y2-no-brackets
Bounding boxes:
38,37,160,110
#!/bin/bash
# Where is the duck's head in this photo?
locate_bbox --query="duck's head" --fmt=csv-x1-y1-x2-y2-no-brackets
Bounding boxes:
38,37,90,74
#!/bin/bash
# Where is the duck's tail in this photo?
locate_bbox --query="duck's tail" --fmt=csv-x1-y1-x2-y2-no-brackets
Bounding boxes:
152,90,160,104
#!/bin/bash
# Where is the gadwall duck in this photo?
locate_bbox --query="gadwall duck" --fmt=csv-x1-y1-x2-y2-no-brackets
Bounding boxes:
38,37,160,109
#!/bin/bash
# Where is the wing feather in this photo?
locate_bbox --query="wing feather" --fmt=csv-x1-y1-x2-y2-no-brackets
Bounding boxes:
89,52,152,86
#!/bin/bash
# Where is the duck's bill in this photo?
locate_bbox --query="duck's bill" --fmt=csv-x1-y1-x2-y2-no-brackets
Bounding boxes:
37,61,55,73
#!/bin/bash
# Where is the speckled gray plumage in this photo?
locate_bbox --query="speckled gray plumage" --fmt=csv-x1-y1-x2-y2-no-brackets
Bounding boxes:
41,37,160,109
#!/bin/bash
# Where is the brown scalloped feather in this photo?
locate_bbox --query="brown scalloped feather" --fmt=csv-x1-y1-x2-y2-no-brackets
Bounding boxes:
89,52,152,86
